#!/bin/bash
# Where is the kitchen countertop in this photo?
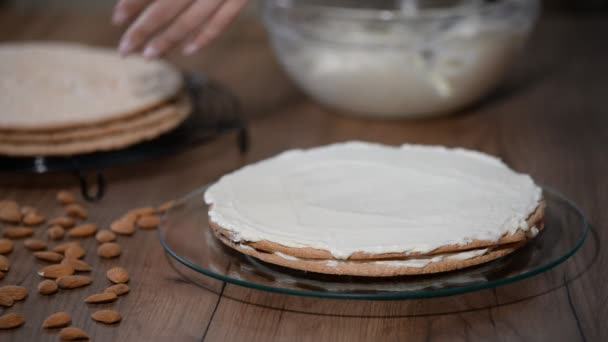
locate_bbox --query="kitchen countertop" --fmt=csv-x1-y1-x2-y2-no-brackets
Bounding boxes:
0,3,605,341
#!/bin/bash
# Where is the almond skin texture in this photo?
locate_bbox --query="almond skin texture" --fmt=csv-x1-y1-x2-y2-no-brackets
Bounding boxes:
97,242,121,259
110,217,136,235
67,224,97,238
53,241,81,254
0,313,24,329
104,283,130,296
0,255,9,272
84,292,118,304
24,238,47,251
106,267,129,284
48,216,75,228
0,285,28,300
34,251,64,263
91,310,121,324
56,190,77,205
22,212,46,226
60,327,89,340
38,264,74,279
57,275,92,289
47,225,66,240
43,312,71,329
0,293,13,307
65,204,88,219
3,226,33,239
95,230,116,243
0,239,13,254
64,245,86,259
38,279,59,295
0,200,21,223
61,258,92,272
137,215,160,230
157,199,176,213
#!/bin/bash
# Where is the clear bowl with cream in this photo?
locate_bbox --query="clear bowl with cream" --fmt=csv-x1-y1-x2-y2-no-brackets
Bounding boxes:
260,0,540,119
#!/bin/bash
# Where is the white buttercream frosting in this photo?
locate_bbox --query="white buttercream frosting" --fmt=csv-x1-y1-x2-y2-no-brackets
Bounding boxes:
205,142,542,259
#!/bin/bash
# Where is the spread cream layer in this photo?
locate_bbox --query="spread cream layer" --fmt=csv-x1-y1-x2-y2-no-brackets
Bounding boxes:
205,142,542,259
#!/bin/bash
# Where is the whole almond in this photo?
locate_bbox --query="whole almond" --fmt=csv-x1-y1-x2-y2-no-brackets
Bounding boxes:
110,217,136,235
64,245,86,259
38,279,59,295
48,216,75,228
61,258,92,272
57,190,77,205
95,230,116,243
38,264,74,279
129,207,156,217
20,205,37,215
60,327,89,340
0,285,28,300
137,215,160,230
97,242,121,259
0,255,10,272
53,241,81,254
34,251,64,263
104,283,130,296
57,275,92,289
0,200,21,223
157,199,176,213
65,204,88,219
0,313,24,329
47,225,66,240
3,226,33,239
84,292,118,304
0,293,13,307
22,212,46,226
24,238,47,251
91,310,121,324
43,311,71,329
67,224,97,238
0,239,13,254
106,267,129,284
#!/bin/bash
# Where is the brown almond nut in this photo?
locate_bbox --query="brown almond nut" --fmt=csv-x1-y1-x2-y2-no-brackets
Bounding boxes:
0,272,4,280
137,215,160,230
38,279,59,295
64,245,86,259
84,292,118,304
0,200,21,223
0,285,28,301
20,205,37,215
106,267,129,284
34,251,64,263
47,225,66,240
3,226,33,239
61,258,92,272
38,264,74,279
0,239,13,254
56,275,92,289
52,241,82,254
157,199,176,213
60,327,89,340
65,204,88,219
24,238,47,251
67,224,97,238
97,242,121,259
56,190,77,205
129,207,156,217
22,212,46,226
91,310,121,324
43,311,71,329
104,283,130,296
48,216,75,228
0,255,9,272
110,218,136,235
0,313,24,329
0,293,13,307
95,230,116,243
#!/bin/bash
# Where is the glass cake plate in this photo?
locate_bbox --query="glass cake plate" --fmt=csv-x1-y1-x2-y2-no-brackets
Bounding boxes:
158,185,588,300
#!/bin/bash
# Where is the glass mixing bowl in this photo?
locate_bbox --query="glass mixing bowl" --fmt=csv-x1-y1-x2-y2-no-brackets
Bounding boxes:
260,0,540,119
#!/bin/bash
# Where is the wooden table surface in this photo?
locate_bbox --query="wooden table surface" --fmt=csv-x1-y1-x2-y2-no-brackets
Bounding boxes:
0,3,606,342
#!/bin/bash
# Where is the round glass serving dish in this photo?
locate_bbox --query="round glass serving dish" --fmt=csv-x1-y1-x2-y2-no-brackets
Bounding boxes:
260,0,540,119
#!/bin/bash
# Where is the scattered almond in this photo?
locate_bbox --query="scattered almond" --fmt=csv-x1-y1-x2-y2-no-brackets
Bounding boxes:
0,255,9,272
0,285,28,300
129,207,156,217
106,267,129,284
67,224,97,238
38,279,59,295
97,242,121,259
38,264,74,279
0,293,13,307
33,251,64,263
137,215,160,230
110,217,136,235
0,239,13,254
91,310,121,324
49,216,76,228
84,292,117,304
61,258,92,272
56,190,77,205
22,212,46,226
0,200,21,223
60,327,89,340
157,199,176,213
47,225,66,240
65,204,88,219
24,238,47,251
3,226,33,239
104,283,129,296
56,275,92,289
95,229,116,243
64,245,86,259
0,313,24,329
53,241,81,254
43,312,71,329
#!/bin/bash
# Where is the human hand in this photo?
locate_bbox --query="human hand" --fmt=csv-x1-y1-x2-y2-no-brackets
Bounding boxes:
113,0,248,58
